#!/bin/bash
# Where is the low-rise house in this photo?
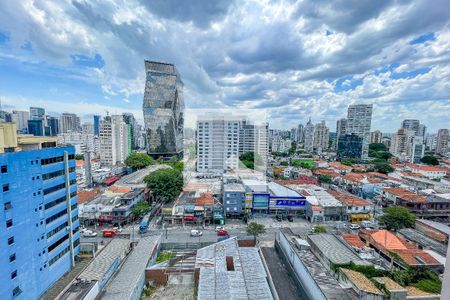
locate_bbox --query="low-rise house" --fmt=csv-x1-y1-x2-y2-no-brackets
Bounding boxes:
223,182,246,217
359,230,443,271
328,161,353,174
339,269,384,300
327,190,371,223
397,228,448,256
381,187,427,210
407,164,447,180
111,188,145,225
415,219,450,244
284,185,346,222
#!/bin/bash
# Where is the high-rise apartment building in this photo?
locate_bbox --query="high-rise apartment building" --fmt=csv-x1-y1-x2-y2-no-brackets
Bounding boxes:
346,104,372,159
28,119,45,136
336,118,347,147
196,116,241,172
313,120,329,153
59,113,80,134
11,110,29,134
143,61,184,158
0,110,12,122
81,122,94,135
304,119,315,153
239,120,268,171
390,128,408,158
0,133,79,300
370,130,383,144
418,124,427,139
122,113,139,150
409,136,425,164
401,119,420,136
99,115,130,166
436,129,449,155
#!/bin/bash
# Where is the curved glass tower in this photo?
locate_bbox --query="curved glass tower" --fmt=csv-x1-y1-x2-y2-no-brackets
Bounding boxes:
142,61,184,158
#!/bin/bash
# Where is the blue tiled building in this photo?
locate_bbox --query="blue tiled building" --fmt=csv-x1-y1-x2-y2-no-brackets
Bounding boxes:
0,146,80,300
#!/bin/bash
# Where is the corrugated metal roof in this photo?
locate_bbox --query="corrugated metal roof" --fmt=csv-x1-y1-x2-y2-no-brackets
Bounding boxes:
101,235,160,300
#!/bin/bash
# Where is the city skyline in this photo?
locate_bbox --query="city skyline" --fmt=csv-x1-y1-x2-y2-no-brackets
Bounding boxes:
0,1,449,131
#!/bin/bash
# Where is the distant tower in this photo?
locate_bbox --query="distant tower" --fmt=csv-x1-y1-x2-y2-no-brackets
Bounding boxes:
84,151,93,188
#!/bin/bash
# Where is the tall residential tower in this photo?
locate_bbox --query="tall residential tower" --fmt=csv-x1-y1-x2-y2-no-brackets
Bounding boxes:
346,104,373,159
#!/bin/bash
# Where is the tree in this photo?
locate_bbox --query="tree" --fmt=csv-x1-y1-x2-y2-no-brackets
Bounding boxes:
75,154,84,160
341,158,355,166
421,156,439,166
374,162,394,174
144,169,183,203
369,143,388,152
246,222,266,241
288,143,297,155
132,201,150,218
239,152,263,169
312,225,327,233
125,152,154,170
165,156,184,171
318,175,332,184
378,206,415,231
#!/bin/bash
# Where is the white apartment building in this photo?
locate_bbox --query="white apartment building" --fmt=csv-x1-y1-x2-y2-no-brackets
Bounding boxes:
59,113,81,133
196,116,241,172
304,119,315,153
99,115,130,166
240,120,268,171
313,120,329,153
370,130,383,144
11,110,30,133
346,104,373,159
58,132,100,155
271,136,292,153
390,128,408,159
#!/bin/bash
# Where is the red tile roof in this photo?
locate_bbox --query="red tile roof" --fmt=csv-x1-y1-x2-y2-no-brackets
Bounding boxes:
410,165,446,172
342,234,365,248
313,168,341,178
328,161,352,171
195,193,214,206
382,187,426,203
327,190,369,206
77,188,101,204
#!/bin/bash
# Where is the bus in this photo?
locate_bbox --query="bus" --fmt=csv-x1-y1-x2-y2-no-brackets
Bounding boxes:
139,212,151,234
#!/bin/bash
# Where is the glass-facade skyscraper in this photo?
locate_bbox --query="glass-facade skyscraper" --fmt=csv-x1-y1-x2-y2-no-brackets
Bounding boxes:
142,61,184,158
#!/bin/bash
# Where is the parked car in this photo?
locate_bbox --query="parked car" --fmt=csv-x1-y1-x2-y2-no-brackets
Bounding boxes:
217,229,229,237
215,226,224,232
190,229,203,237
82,230,97,237
281,215,287,220
349,224,361,230
113,226,123,233
275,215,282,222
361,221,374,229
287,215,294,222
334,222,346,230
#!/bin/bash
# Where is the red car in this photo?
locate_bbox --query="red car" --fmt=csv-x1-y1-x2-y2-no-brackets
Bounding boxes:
217,229,229,237
102,229,116,238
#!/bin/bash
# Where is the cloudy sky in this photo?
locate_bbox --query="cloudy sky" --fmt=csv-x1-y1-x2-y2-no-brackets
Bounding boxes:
0,0,449,132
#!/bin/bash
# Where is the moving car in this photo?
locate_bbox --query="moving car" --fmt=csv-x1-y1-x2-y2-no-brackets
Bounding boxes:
113,226,123,233
287,215,294,222
82,230,97,237
217,229,229,237
102,229,116,238
190,229,203,237
215,226,224,232
349,224,361,230
275,215,282,222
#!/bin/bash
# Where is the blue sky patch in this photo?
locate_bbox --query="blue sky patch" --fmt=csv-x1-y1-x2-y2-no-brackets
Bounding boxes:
71,53,105,68
409,32,435,45
391,67,431,79
334,75,363,92
0,31,10,44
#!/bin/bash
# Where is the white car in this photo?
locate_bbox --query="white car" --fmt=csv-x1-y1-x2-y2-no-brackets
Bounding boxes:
190,230,203,237
215,226,224,232
83,230,98,237
349,224,361,230
113,226,123,233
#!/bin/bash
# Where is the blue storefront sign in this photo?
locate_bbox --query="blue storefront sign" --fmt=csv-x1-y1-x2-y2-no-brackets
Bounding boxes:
275,199,306,207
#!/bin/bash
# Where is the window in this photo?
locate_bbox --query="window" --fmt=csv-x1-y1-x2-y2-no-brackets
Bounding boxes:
4,201,12,210
8,236,14,245
6,219,13,228
9,253,16,263
3,184,9,192
12,287,22,297
11,270,17,279
1,165,7,173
